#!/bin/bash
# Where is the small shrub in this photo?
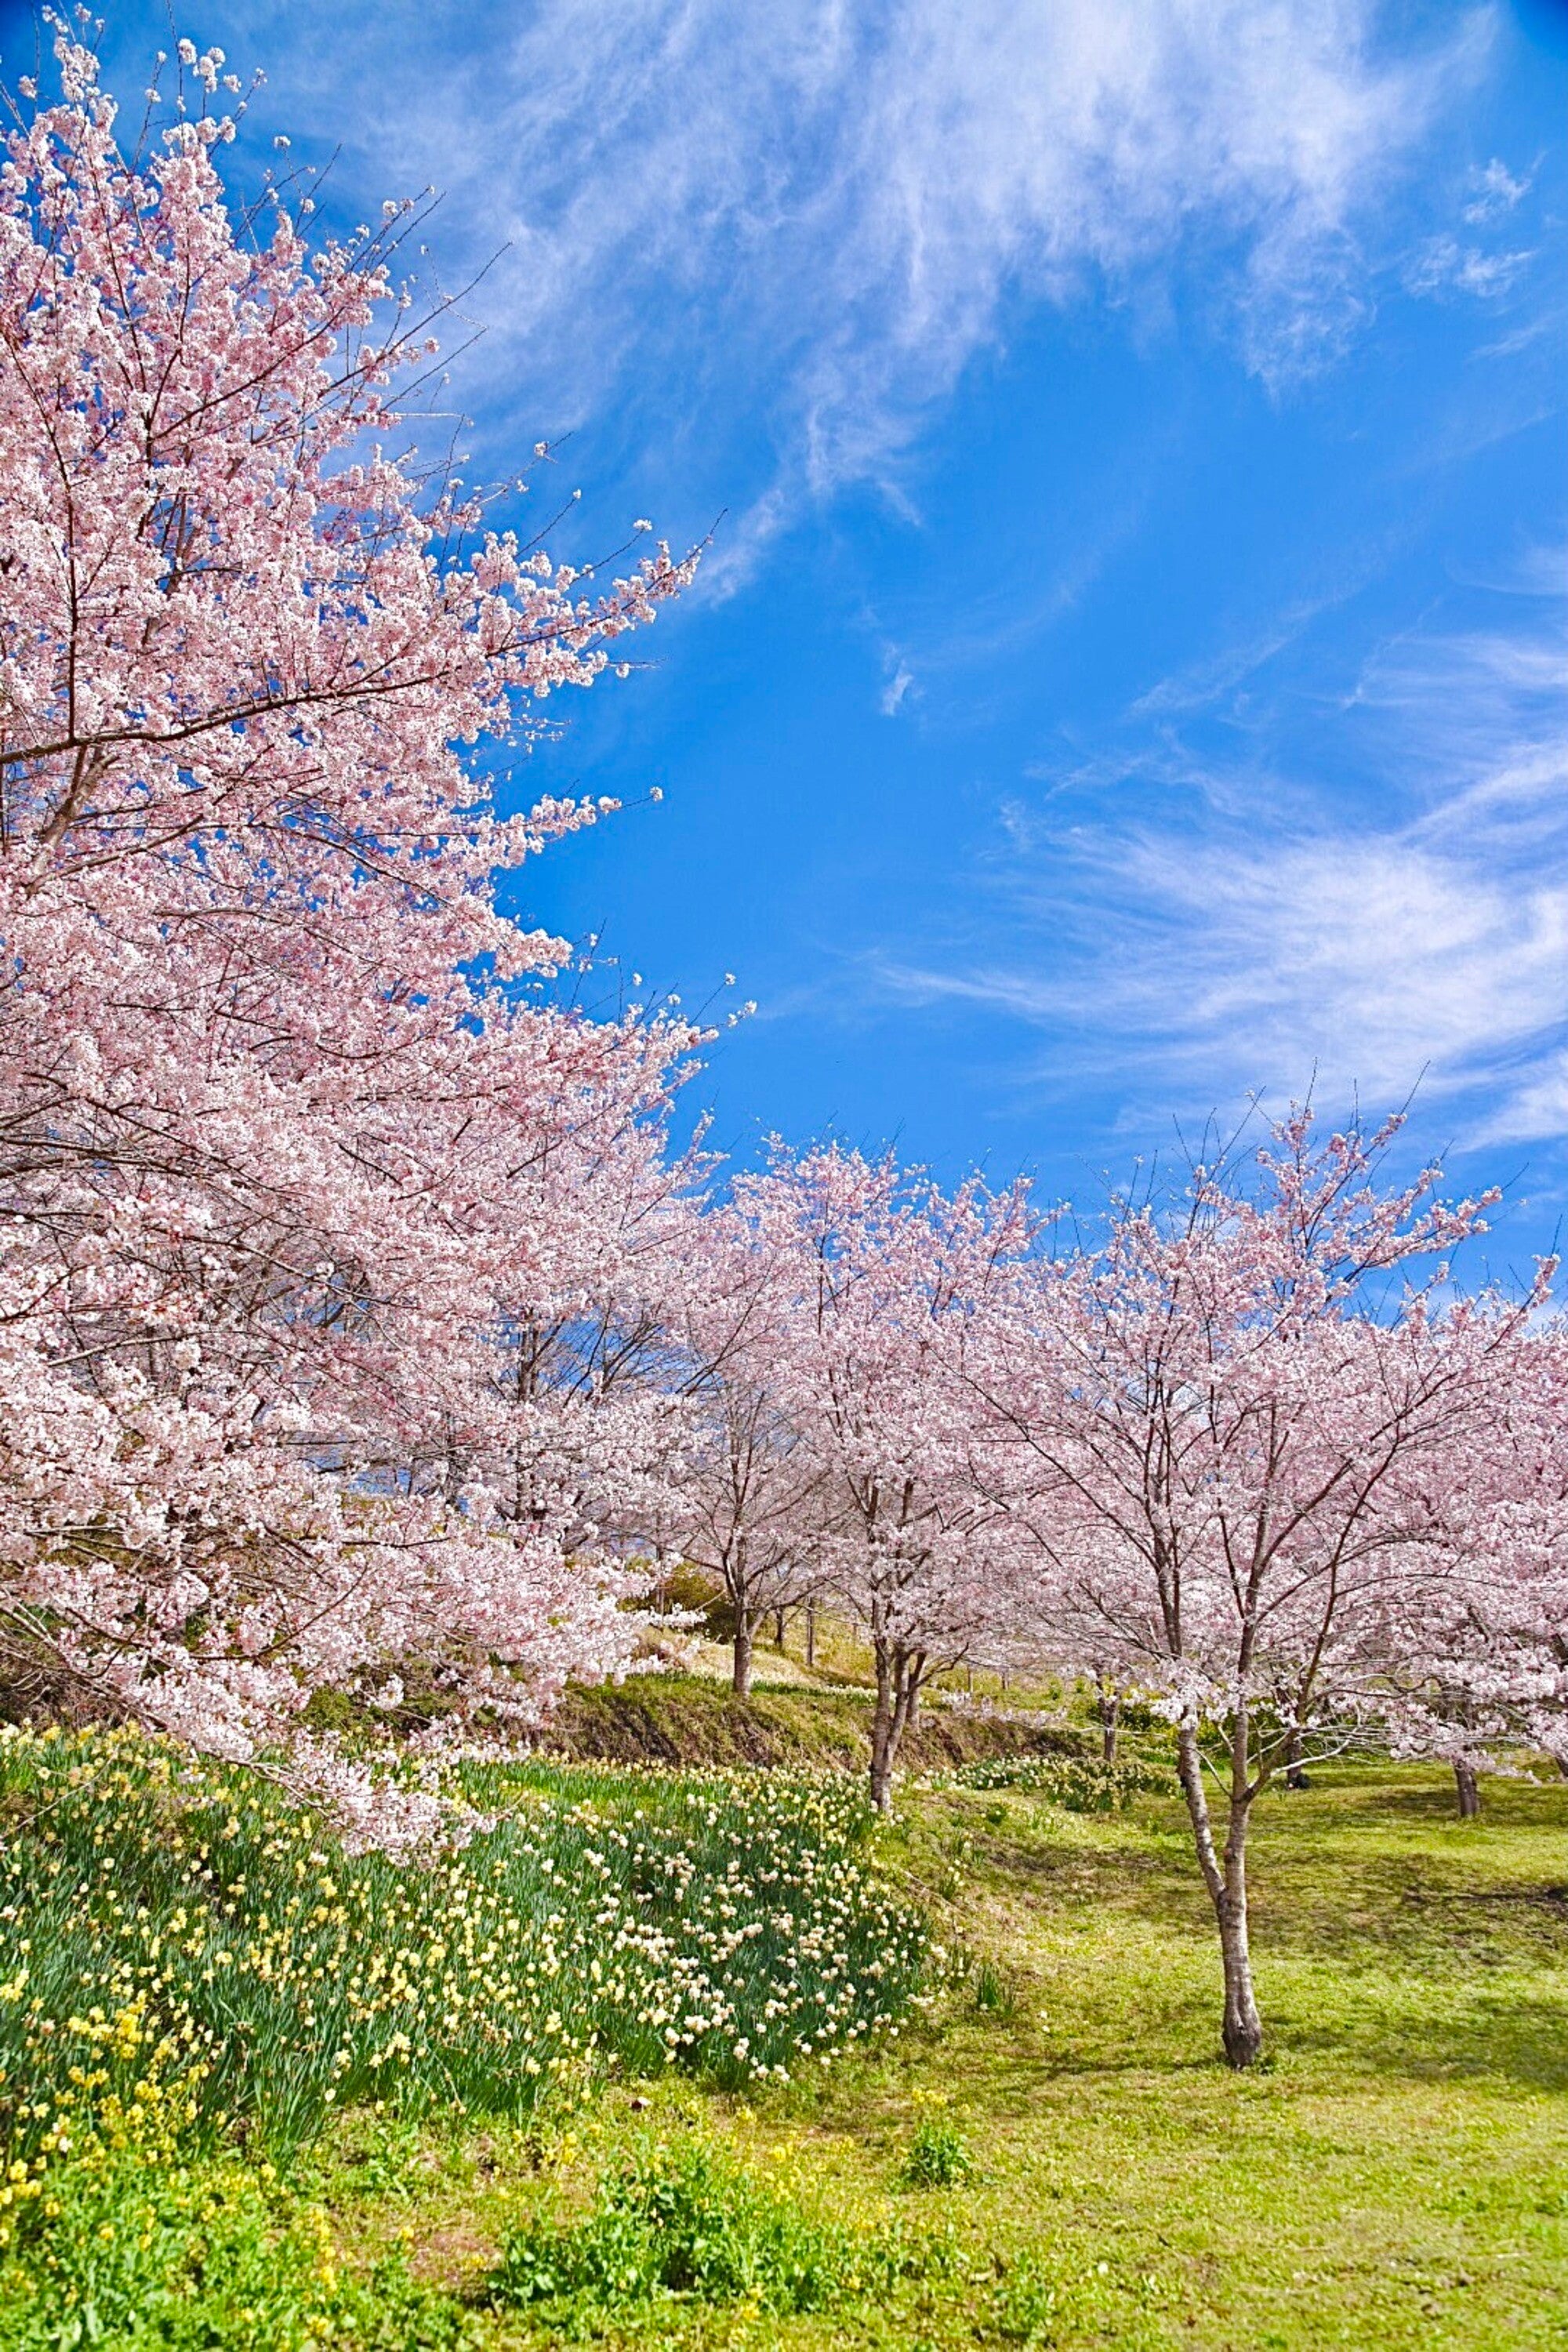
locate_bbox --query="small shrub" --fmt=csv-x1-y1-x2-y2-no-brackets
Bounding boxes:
898,2116,975,2190
648,1563,734,1642
493,2142,859,2320
989,2248,1066,2343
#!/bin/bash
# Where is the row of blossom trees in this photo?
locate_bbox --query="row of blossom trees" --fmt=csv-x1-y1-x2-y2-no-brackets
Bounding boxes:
3,38,1565,2041
658,1127,1565,2065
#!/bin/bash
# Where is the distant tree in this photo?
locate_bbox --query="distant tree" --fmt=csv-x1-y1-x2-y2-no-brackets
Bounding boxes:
1092,1669,1126,1766
664,1207,828,1697
734,1145,1031,1808
1381,1316,1568,1811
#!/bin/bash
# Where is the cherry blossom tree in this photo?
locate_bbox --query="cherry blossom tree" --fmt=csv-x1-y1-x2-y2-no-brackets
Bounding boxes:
1380,1315,1568,1812
731,1145,1031,1808
970,1111,1523,2066
0,27,698,1798
1488,1323,1568,1778
660,1206,829,1697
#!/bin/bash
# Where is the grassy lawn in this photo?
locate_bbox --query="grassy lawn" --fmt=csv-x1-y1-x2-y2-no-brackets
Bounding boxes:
310,1758,1566,2349
2,1733,1563,2347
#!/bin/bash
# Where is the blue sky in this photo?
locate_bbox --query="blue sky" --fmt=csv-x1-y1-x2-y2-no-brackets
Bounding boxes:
13,1,1567,1261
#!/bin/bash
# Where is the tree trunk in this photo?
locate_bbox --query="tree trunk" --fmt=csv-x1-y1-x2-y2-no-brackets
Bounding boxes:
1175,1723,1264,2068
1096,1678,1120,1766
772,1607,786,1651
869,1656,895,1813
1217,1844,1263,2069
1454,1759,1481,1818
731,1620,754,1699
869,1646,917,1814
804,1600,816,1670
1284,1726,1309,1791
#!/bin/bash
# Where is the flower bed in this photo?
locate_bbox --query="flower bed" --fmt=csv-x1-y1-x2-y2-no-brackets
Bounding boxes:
0,1726,937,2165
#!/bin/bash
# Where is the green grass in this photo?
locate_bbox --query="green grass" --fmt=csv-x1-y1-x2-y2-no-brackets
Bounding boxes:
822,1759,1568,2348
2,1721,1564,2347
932,1751,1165,1806
310,1756,1568,2349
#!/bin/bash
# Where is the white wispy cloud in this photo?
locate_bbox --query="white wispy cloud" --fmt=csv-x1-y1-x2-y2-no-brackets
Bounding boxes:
1463,156,1533,223
1401,151,1537,299
187,0,1492,540
873,836,1565,1109
866,562,1568,1142
1404,234,1535,299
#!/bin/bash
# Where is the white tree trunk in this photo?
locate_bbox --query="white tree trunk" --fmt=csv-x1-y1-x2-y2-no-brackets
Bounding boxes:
1176,1724,1264,2068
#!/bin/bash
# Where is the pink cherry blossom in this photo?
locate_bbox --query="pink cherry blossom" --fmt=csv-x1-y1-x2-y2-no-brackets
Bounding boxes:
0,30,698,1827
727,1145,1033,1807
966,1108,1530,2064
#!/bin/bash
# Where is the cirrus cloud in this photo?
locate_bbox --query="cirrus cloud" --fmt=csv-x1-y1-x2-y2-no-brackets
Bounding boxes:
151,0,1493,543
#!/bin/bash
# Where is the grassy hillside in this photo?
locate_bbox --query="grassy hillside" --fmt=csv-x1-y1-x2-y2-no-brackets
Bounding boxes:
2,1695,1563,2348
543,1673,1081,1771
293,1755,1566,2350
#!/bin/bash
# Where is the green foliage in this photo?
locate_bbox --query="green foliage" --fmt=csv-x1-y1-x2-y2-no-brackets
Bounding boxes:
0,2086,471,2350
898,2114,975,2189
0,1727,933,2160
492,2138,949,2332
1111,1700,1160,1734
648,1564,735,1643
970,1961,1018,2018
988,2249,1067,2346
495,2141,846,2318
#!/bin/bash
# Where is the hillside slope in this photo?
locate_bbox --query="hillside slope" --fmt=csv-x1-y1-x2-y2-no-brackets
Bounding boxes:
542,1673,1079,1771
